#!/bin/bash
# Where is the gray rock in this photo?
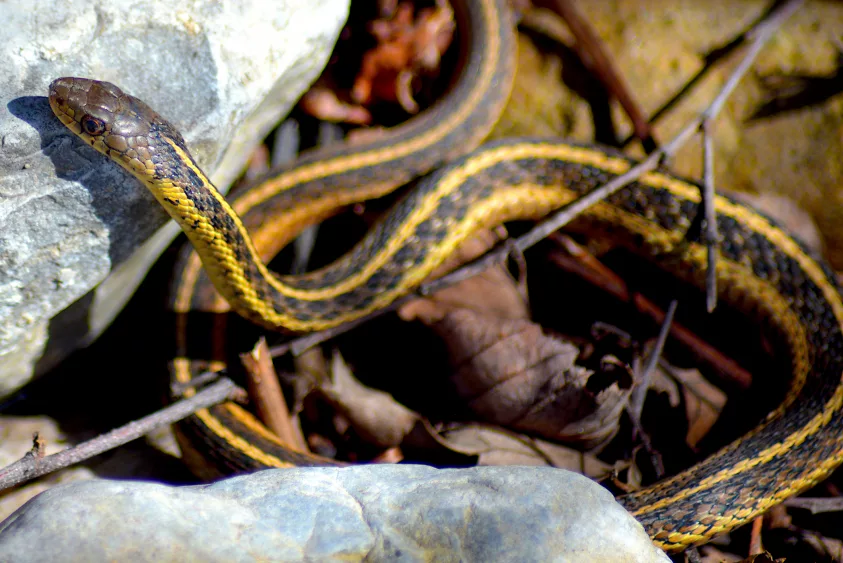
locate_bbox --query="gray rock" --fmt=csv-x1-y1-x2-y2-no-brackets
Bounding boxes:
0,465,669,562
0,0,348,395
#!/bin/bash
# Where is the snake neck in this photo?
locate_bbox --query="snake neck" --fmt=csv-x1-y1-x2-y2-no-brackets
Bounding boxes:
146,0,517,332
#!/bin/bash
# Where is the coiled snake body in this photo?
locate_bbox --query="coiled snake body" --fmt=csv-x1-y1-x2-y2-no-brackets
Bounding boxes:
48,0,843,551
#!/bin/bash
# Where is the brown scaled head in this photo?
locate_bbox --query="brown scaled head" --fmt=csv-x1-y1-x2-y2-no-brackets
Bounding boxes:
48,77,186,177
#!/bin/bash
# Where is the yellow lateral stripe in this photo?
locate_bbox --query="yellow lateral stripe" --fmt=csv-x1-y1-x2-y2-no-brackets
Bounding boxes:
635,382,843,517
195,408,296,468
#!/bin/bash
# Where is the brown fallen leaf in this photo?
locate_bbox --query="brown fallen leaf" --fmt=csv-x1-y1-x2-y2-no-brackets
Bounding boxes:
352,0,455,112
398,227,527,323
438,309,631,448
438,424,612,478
801,533,843,561
647,365,681,409
663,363,727,449
299,86,373,125
290,347,329,414
317,350,419,449
402,226,627,449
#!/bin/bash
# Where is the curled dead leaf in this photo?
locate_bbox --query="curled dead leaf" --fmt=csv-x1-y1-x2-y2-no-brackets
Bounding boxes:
646,359,728,451
439,309,631,448
666,364,727,449
438,424,611,478
317,350,419,449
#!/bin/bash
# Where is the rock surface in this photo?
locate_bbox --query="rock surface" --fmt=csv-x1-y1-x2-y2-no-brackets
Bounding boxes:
505,3,843,263
0,414,192,521
0,0,348,395
0,465,669,562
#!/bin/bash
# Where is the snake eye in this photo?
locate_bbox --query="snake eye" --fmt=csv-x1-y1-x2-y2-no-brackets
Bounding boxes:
81,115,106,136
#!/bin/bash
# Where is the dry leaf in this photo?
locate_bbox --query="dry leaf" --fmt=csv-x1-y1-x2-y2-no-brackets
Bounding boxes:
801,534,843,561
642,361,726,449
398,228,527,323
352,0,456,112
439,309,630,448
439,424,611,478
290,347,329,413
668,365,727,449
402,225,627,448
399,418,480,466
647,366,681,408
317,350,419,449
299,86,372,125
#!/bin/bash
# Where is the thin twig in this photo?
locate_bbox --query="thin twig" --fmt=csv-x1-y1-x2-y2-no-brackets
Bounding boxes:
541,0,656,150
626,300,677,476
546,238,752,388
628,300,678,428
240,337,307,450
0,378,243,491
269,313,376,358
749,515,765,555
170,369,223,396
702,118,718,312
704,1,803,120
621,0,803,148
697,0,802,310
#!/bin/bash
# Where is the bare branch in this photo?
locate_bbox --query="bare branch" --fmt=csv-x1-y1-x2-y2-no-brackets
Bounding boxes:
0,378,243,491
537,0,656,150
629,300,678,426
702,119,718,312
240,338,307,450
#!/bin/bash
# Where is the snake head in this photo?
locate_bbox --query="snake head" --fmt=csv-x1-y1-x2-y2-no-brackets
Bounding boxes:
48,77,189,180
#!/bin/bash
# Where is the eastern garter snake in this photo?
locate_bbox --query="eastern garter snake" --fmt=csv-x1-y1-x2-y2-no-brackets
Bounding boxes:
47,0,843,552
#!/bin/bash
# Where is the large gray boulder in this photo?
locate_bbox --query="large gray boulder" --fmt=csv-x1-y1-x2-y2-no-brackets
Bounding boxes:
0,465,669,562
0,0,349,395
